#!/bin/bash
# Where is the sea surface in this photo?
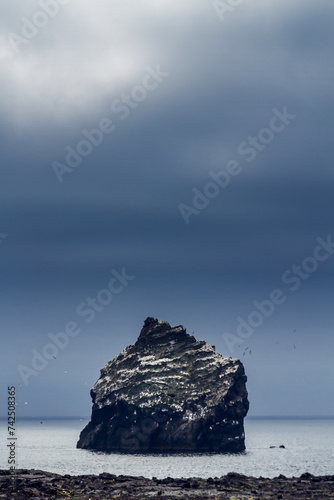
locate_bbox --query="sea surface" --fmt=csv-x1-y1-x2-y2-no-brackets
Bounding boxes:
1,418,333,479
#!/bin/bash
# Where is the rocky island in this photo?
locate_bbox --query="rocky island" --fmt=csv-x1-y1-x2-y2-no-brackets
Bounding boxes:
77,317,249,453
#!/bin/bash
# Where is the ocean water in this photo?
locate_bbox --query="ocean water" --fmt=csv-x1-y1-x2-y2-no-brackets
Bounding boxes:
1,418,333,479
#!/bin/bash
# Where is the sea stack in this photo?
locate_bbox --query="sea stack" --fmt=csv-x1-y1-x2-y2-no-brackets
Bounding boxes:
77,317,249,452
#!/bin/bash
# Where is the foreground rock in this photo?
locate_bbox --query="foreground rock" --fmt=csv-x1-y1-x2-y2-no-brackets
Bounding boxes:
1,469,334,499
77,317,249,452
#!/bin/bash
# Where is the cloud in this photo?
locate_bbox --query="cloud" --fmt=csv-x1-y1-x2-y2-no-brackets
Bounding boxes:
1,0,332,127
0,0,205,124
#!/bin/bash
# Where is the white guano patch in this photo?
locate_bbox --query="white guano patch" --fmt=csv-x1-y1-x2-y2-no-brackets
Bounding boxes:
140,357,171,366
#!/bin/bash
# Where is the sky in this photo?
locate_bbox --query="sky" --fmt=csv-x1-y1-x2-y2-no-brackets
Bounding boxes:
0,0,333,418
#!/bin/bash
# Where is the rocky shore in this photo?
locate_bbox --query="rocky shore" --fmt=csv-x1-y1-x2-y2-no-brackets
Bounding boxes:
1,469,333,499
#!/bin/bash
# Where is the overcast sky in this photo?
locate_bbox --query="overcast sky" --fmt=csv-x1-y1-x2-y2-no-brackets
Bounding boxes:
1,0,333,418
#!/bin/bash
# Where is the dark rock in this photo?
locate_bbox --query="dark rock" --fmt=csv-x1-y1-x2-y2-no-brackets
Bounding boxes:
44,488,58,495
279,445,286,448
300,472,314,479
2,469,334,499
99,472,116,480
226,472,248,479
77,317,249,453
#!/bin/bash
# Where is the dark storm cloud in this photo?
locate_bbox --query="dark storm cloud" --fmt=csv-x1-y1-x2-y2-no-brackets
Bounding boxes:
2,174,333,293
